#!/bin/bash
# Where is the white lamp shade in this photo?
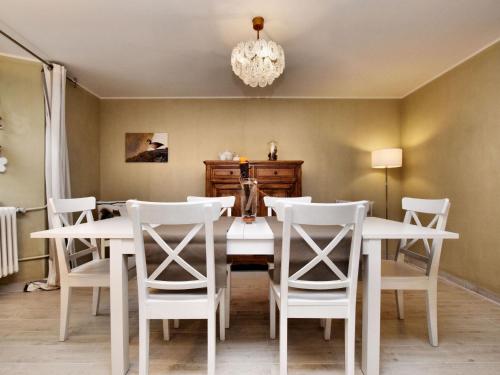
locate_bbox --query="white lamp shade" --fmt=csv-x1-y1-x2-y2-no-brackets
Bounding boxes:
371,148,402,168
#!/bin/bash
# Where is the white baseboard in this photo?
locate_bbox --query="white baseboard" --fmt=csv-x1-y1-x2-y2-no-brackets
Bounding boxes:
404,257,500,305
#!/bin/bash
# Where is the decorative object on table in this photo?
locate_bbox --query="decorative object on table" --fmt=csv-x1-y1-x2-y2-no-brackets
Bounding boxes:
125,132,168,162
218,150,234,160
239,157,258,223
371,148,403,258
231,16,285,88
267,140,278,160
232,155,240,161
0,146,7,173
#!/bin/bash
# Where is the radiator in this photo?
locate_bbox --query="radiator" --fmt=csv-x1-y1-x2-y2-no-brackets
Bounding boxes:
0,207,18,277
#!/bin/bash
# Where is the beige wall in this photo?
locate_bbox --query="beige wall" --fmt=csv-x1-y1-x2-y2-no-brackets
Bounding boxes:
100,99,402,219
66,82,101,199
0,55,100,284
0,55,46,283
402,42,500,295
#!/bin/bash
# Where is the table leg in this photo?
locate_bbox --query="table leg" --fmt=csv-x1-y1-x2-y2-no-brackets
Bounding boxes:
110,239,130,375
362,239,381,375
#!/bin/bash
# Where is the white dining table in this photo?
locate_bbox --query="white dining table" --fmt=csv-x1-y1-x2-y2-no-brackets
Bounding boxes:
31,215,458,375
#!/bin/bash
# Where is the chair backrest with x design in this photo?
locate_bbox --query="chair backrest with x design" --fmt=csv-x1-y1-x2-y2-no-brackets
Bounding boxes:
127,200,222,303
263,196,312,217
278,201,365,304
186,196,235,217
396,197,451,278
48,197,99,280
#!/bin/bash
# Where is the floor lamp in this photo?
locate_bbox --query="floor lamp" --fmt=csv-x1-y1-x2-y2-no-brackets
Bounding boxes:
371,148,403,259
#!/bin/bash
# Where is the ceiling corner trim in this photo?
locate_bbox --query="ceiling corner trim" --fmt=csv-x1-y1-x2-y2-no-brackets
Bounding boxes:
401,36,500,99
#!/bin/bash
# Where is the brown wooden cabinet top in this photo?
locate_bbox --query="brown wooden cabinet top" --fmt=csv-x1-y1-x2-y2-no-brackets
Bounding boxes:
204,160,304,165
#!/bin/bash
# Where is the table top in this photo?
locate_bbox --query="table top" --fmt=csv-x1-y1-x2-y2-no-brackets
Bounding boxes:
227,217,274,240
31,216,133,239
31,215,459,241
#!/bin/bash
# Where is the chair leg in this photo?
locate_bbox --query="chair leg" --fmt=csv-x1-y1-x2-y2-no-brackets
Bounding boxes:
426,287,438,347
207,310,216,375
162,320,170,341
279,313,288,375
270,286,276,339
324,319,332,341
92,287,101,316
59,285,72,341
225,265,231,328
345,317,355,375
219,293,226,341
139,316,150,375
174,319,180,329
100,239,107,258
396,290,404,319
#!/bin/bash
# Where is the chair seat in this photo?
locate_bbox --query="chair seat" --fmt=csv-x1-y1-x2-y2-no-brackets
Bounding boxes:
71,258,110,276
149,288,223,302
68,259,110,286
268,270,348,306
381,260,429,290
381,260,426,277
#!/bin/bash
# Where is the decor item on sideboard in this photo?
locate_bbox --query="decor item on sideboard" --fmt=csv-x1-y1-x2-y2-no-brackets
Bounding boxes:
267,140,278,160
218,150,235,161
239,157,258,223
231,16,285,88
125,133,168,163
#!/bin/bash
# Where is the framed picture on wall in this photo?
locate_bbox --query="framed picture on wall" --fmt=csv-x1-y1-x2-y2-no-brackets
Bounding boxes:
125,132,168,162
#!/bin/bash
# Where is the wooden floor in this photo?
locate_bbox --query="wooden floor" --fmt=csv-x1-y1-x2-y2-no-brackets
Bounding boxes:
1,271,500,374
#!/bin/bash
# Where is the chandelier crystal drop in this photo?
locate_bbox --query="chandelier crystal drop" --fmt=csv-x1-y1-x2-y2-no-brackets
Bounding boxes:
231,17,285,88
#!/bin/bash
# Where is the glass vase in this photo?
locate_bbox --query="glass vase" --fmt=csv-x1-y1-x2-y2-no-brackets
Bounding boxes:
240,178,258,223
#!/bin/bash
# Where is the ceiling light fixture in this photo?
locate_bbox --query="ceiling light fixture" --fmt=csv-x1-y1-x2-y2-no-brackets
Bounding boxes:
231,17,285,88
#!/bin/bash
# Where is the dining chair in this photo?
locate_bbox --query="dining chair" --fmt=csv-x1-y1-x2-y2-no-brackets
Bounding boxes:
269,201,365,375
97,202,128,258
263,196,312,217
187,195,235,216
127,200,225,375
336,199,375,217
263,196,312,272
48,197,109,341
187,195,235,329
381,197,450,346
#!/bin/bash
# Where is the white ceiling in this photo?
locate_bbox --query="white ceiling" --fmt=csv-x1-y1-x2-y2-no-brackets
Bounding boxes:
1,0,499,98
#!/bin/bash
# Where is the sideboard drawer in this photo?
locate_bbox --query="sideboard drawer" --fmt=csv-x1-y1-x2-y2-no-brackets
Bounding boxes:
256,167,295,179
212,168,241,179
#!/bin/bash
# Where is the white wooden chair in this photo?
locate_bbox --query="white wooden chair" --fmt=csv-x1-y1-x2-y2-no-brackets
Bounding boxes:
97,201,128,258
187,195,235,217
48,197,109,341
336,199,375,217
381,197,450,346
263,196,312,217
263,196,313,272
269,202,365,375
187,196,236,329
127,200,225,375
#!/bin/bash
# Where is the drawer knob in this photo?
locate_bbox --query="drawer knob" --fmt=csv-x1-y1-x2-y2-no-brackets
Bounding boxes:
230,171,234,175
274,170,278,175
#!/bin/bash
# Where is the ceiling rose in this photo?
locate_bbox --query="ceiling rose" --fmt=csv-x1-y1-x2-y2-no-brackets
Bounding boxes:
231,17,285,88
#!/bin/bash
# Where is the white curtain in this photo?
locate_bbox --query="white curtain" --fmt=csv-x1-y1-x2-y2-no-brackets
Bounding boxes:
43,64,71,287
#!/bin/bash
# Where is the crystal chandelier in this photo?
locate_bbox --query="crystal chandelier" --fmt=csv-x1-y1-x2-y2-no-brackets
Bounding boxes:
231,17,285,88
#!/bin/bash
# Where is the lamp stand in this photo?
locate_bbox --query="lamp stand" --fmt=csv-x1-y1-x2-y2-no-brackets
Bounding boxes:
384,167,389,259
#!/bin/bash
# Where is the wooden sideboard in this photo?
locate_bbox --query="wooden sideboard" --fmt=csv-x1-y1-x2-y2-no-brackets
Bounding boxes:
204,160,303,217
